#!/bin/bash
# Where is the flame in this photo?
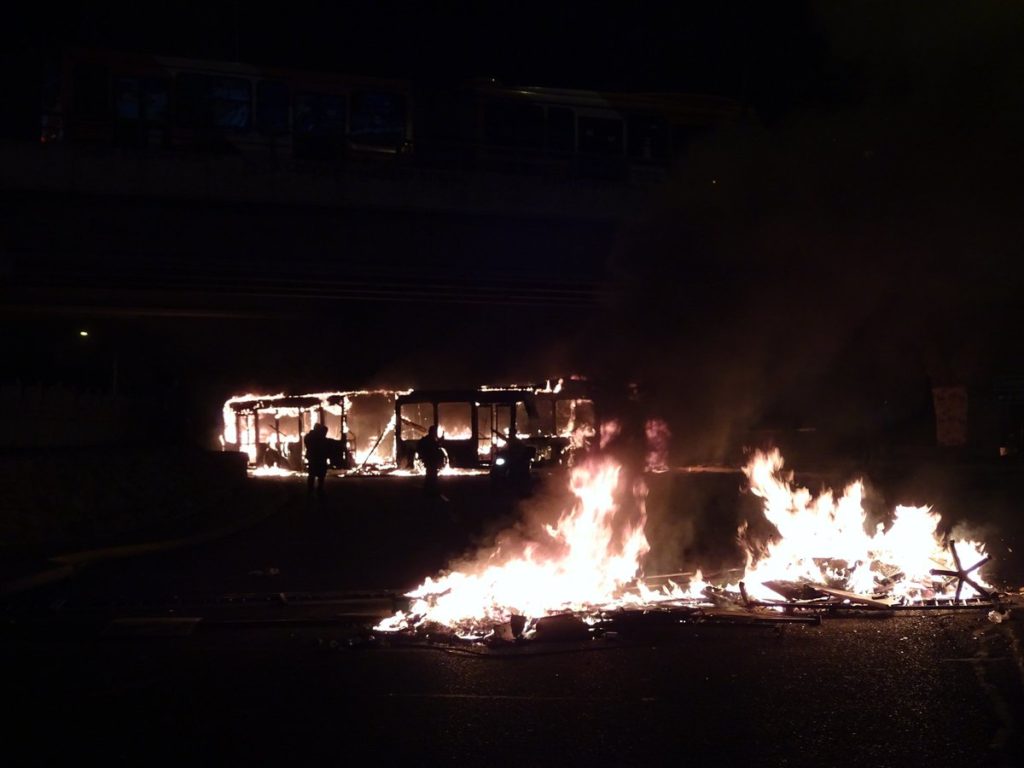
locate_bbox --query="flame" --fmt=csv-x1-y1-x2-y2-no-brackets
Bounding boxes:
598,421,620,450
377,446,996,638
222,392,284,447
644,418,671,473
352,414,397,468
251,465,297,477
739,449,991,602
377,457,652,636
221,390,408,468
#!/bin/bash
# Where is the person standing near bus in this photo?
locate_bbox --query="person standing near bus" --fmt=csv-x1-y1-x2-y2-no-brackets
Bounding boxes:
304,422,329,500
416,424,445,498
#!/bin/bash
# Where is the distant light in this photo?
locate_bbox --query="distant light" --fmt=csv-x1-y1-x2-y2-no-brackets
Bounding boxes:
711,179,718,185
79,330,89,337
495,457,506,466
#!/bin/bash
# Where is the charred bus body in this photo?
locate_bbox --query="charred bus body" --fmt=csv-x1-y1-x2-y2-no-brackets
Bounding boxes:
395,382,596,471
223,391,401,471
222,383,597,473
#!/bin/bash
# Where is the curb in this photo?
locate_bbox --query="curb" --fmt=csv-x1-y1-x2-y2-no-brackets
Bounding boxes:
0,507,277,597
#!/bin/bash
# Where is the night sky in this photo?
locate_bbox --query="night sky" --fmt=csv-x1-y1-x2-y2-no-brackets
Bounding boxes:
4,2,1024,458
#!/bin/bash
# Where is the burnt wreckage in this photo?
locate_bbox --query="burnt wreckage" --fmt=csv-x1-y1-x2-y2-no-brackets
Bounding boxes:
221,379,596,474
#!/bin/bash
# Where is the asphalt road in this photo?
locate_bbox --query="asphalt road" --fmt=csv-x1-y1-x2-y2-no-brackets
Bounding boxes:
3,472,1024,766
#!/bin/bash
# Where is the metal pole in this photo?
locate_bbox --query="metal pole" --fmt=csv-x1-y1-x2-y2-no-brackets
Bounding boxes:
233,0,240,62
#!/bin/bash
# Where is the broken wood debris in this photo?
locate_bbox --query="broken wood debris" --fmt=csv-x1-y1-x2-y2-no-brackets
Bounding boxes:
928,539,994,602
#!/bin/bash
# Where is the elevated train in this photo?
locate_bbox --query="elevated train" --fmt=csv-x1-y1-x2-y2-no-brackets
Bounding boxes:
42,49,739,180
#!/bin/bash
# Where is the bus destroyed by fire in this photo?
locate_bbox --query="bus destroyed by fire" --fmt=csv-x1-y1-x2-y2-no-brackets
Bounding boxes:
221,379,597,476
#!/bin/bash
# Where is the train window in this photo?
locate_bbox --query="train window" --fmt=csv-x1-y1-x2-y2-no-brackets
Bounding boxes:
113,77,168,124
546,107,575,153
484,100,543,149
350,90,406,147
256,80,290,135
578,116,623,155
295,91,347,136
142,78,169,122
438,403,472,440
72,63,109,119
176,73,251,131
627,114,669,162
114,78,140,120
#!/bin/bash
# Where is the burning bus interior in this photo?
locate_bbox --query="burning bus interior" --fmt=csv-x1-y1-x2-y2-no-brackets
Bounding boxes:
224,390,404,474
224,379,597,476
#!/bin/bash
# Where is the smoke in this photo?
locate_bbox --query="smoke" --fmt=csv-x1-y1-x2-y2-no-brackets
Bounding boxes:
576,3,1024,467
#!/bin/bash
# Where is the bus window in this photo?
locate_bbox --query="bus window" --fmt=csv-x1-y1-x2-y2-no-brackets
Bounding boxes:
256,80,290,135
400,402,434,441
176,73,251,131
556,399,595,436
546,106,575,153
517,400,555,436
484,100,543,149
494,404,512,443
628,114,669,162
477,403,512,448
72,63,109,119
347,392,395,465
579,115,623,155
477,406,492,458
438,402,472,440
350,90,406,148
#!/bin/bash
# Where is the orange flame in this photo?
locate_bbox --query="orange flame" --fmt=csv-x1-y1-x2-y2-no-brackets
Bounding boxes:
377,446,996,637
376,457,651,636
739,449,990,601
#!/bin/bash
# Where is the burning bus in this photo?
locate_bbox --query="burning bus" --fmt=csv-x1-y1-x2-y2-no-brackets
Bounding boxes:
222,390,403,472
395,380,596,471
221,380,595,474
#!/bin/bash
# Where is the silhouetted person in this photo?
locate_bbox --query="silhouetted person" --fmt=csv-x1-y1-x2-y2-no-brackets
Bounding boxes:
304,422,329,499
416,424,445,498
506,434,535,496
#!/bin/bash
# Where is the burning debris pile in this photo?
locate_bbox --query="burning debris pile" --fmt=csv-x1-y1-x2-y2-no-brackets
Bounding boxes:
738,450,993,605
377,458,652,637
376,447,1001,641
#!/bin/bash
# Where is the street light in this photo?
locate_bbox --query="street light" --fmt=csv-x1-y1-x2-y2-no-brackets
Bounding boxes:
77,328,118,395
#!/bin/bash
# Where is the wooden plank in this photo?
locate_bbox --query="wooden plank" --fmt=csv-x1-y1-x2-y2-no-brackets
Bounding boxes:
812,586,898,609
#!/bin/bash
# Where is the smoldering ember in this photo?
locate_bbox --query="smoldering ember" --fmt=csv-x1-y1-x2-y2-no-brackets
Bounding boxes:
5,3,1024,766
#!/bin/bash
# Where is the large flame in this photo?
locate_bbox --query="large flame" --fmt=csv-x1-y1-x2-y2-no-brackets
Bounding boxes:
376,447,995,637
740,449,990,601
377,457,651,636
